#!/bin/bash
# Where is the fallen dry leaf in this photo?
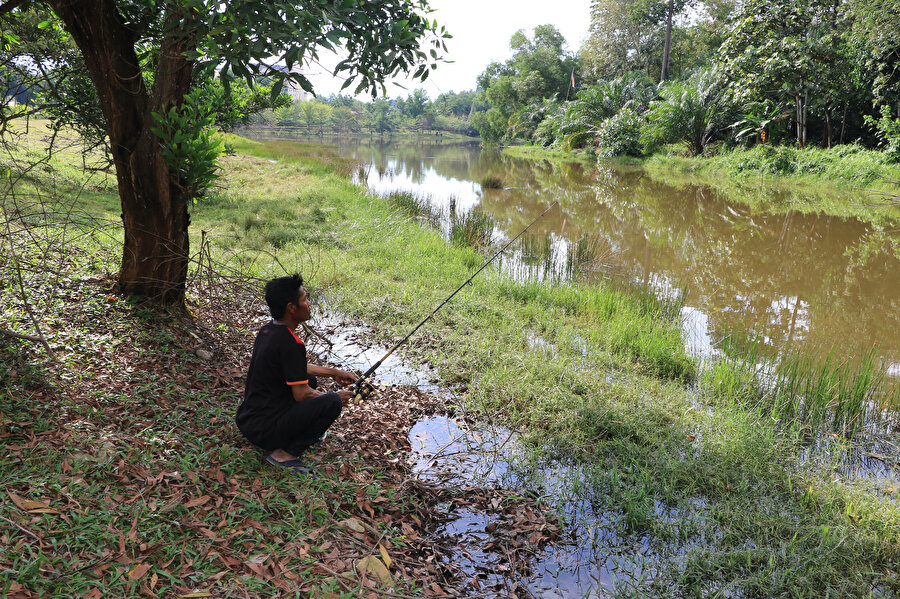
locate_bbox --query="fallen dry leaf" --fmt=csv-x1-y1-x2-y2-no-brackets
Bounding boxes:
338,517,366,533
127,563,150,580
356,556,393,587
184,495,210,509
378,543,392,569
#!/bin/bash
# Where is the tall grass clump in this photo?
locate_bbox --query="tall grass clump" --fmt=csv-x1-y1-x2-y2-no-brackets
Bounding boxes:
480,174,505,189
566,234,612,276
768,348,897,440
449,208,494,249
702,339,899,441
386,190,442,227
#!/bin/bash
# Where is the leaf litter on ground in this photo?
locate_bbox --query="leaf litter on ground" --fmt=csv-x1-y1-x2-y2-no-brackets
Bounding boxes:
1,267,562,598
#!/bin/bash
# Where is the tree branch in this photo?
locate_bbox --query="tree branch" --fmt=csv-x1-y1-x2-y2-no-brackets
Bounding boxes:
0,0,28,17
0,327,44,343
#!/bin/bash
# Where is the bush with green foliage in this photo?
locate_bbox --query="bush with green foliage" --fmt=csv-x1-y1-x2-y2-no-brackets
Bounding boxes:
865,105,900,163
643,68,731,156
558,72,656,150
596,108,643,158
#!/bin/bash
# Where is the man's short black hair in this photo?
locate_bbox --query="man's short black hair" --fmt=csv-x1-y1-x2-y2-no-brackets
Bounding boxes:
265,274,304,319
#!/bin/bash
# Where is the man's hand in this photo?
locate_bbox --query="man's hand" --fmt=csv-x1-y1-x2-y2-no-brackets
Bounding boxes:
332,369,357,386
337,389,353,405
308,365,358,386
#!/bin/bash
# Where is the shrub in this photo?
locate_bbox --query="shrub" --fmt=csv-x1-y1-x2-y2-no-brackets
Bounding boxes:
865,105,900,163
596,108,643,158
643,68,731,157
480,175,505,189
558,72,656,150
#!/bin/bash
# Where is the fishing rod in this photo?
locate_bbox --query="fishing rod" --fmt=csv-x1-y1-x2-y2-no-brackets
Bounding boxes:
350,201,560,401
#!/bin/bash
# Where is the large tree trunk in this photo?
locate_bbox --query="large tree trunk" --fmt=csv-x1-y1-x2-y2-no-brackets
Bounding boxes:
795,94,808,149
660,0,674,83
48,1,196,305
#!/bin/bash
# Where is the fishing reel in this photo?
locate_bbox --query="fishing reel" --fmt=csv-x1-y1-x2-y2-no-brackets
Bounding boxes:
351,378,376,403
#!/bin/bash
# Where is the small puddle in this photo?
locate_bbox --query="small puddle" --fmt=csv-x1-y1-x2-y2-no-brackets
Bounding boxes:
409,416,717,597
306,312,446,395
409,416,524,487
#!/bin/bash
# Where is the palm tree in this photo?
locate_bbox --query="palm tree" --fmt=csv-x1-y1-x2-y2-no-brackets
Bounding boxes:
644,68,730,156
558,72,656,149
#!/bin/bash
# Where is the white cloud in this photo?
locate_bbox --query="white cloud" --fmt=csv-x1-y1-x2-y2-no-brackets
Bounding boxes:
301,0,591,99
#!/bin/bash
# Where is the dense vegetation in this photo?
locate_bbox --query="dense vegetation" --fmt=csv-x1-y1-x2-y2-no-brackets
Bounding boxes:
474,0,900,163
246,90,483,138
247,0,900,177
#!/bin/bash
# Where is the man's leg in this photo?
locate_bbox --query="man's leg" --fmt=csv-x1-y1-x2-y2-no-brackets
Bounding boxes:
271,392,342,459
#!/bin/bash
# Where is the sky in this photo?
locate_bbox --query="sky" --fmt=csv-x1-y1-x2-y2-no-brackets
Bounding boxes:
302,0,592,99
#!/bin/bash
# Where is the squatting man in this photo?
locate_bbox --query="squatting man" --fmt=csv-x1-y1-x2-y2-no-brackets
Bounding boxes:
236,274,356,472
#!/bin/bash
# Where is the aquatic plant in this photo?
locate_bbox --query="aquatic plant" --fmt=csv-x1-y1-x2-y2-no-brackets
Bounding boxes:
480,174,505,189
449,208,494,249
386,189,442,228
701,340,899,441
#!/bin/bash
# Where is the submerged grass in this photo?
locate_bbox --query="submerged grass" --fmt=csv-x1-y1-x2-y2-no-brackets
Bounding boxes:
700,337,900,441
385,189,495,251
3,126,898,597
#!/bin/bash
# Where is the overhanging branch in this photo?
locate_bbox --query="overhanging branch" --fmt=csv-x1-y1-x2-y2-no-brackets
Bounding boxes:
0,0,28,17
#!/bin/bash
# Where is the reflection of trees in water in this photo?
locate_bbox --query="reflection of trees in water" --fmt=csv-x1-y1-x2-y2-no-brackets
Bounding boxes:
346,138,482,184
295,137,900,362
480,155,900,360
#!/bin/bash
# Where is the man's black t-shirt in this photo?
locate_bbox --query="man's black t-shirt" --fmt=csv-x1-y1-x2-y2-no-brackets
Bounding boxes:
236,322,308,444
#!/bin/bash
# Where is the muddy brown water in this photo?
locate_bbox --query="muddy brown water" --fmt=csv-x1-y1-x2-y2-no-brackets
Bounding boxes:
247,133,900,377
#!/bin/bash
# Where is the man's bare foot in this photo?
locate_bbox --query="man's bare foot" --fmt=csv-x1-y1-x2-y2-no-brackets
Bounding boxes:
269,448,297,463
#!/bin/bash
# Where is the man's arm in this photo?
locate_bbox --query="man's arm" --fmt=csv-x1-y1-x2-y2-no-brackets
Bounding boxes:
290,379,353,404
307,364,357,385
290,383,320,402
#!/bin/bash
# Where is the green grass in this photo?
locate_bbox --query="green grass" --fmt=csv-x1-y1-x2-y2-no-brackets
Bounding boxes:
641,143,900,226
701,340,899,442
647,142,900,188
3,126,899,597
503,144,595,164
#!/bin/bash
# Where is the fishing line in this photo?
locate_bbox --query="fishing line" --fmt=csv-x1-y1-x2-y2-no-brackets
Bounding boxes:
350,200,560,401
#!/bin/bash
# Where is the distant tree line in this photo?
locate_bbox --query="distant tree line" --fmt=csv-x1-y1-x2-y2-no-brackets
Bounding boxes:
247,89,484,137
469,0,900,161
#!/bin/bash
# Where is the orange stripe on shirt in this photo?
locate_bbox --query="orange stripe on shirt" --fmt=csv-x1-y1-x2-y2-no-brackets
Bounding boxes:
286,380,309,386
286,327,304,344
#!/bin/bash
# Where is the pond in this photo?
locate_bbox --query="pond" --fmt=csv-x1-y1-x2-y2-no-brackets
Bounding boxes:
249,134,900,378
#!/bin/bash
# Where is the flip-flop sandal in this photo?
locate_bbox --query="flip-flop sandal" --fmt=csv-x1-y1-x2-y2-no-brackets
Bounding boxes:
266,455,313,475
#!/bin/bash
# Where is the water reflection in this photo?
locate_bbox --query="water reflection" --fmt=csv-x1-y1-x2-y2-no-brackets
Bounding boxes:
245,134,900,371
410,415,719,598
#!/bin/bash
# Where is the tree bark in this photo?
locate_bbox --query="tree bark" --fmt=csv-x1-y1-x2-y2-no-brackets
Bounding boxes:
795,94,808,149
48,0,196,305
660,0,674,83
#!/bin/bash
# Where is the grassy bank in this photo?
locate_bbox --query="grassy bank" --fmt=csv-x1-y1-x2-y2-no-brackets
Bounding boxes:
647,143,900,191
3,127,898,597
504,142,900,226
502,144,594,164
